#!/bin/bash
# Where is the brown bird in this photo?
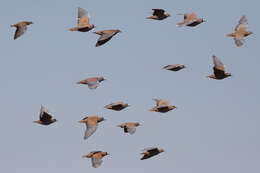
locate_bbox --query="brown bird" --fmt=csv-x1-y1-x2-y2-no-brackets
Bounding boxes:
146,9,170,20
163,64,186,71
78,116,105,140
33,105,57,125
176,13,205,27
93,29,121,47
104,102,129,111
76,77,105,89
117,122,140,134
149,98,176,113
140,147,164,160
226,16,252,47
82,151,109,168
208,55,231,80
69,7,95,32
11,21,33,40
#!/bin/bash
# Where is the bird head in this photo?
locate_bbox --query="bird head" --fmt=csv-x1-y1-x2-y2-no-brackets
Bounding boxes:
159,149,165,153
26,21,33,25
168,105,176,110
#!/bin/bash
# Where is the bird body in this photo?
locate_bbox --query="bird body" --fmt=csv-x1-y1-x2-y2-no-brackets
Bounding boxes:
78,116,104,140
93,29,121,47
11,21,33,40
83,151,108,168
69,7,95,32
146,9,170,20
33,105,57,125
118,122,140,134
104,102,129,111
76,77,104,89
163,64,185,71
208,55,231,80
226,16,252,46
150,99,176,113
177,13,205,27
140,147,164,160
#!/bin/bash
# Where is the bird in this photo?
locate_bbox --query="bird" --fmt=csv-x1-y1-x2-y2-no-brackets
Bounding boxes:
104,102,129,111
149,98,176,113
76,77,105,89
11,21,33,40
69,7,95,32
78,116,105,140
33,105,57,125
82,151,109,168
226,15,252,47
176,13,205,27
146,9,170,20
140,147,164,160
208,55,231,80
117,122,140,134
163,64,186,71
93,29,121,47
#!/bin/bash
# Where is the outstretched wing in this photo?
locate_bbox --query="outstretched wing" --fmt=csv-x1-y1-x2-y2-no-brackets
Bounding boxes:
234,37,245,47
84,120,98,140
77,7,90,27
213,55,224,71
235,15,248,32
126,126,136,134
87,81,99,89
91,157,102,168
14,25,27,40
152,9,165,16
39,105,52,121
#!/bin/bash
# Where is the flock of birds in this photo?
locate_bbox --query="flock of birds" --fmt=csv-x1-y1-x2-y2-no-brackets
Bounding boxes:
11,7,253,168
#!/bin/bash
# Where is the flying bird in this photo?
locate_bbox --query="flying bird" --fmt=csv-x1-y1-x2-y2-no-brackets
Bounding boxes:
149,98,176,113
11,21,33,40
146,9,170,20
176,13,205,27
33,105,57,125
93,29,121,47
140,147,164,160
76,77,105,89
78,116,104,140
163,64,186,71
208,55,231,80
104,102,129,111
117,122,140,135
69,7,95,32
82,151,109,168
226,16,252,47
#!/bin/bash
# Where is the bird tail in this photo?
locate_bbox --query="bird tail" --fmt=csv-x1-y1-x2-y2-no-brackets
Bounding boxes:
69,27,78,31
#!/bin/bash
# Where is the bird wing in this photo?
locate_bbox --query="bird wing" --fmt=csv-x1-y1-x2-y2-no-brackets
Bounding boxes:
235,15,248,31
98,33,115,42
126,126,136,134
84,120,98,140
91,157,102,168
152,98,161,106
213,55,224,71
234,37,245,47
185,13,197,21
39,105,52,121
77,7,90,27
152,9,165,16
87,81,99,89
14,25,27,40
142,147,157,152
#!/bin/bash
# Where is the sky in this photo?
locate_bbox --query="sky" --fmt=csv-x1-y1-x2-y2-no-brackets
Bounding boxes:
0,0,259,172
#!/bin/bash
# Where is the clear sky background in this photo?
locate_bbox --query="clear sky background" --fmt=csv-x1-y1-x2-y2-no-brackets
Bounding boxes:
0,0,259,172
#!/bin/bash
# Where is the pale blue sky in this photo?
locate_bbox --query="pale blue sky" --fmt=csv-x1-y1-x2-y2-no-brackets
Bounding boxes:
0,0,259,173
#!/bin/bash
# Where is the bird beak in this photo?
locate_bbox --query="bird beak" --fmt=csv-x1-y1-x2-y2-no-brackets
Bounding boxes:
78,120,85,123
